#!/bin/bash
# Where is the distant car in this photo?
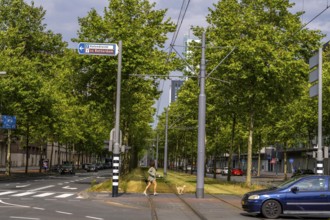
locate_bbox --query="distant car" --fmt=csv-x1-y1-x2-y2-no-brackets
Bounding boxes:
221,167,228,175
242,175,330,219
215,168,222,174
184,165,196,172
86,164,98,172
291,169,315,178
58,162,75,175
231,168,244,176
206,166,214,173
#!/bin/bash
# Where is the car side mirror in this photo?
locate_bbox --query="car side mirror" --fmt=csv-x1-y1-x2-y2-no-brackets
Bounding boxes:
291,186,299,193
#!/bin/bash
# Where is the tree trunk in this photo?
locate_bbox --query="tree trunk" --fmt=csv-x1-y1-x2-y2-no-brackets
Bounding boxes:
50,141,54,169
5,130,11,176
57,143,61,165
227,114,236,182
284,144,288,180
25,124,30,174
257,135,261,177
246,110,254,187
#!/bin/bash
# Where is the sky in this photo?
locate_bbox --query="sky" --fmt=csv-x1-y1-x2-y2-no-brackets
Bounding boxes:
30,0,330,125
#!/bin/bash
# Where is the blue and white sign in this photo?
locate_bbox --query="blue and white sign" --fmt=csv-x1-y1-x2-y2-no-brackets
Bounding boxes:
78,42,118,56
289,158,294,164
1,115,16,129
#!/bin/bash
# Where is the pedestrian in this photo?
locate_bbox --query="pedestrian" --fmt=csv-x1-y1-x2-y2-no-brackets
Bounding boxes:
143,160,158,196
43,160,48,172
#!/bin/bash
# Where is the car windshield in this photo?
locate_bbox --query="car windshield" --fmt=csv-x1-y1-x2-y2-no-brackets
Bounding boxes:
276,176,304,189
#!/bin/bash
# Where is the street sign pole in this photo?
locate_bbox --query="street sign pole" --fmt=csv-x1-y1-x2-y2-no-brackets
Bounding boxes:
112,40,122,197
78,41,121,197
1,115,16,176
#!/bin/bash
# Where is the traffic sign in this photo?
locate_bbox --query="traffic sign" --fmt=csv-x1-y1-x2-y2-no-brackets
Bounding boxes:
1,115,16,129
78,42,118,56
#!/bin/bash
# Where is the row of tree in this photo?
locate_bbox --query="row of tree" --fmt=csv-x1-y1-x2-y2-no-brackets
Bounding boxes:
0,0,179,173
1,0,328,188
155,0,329,186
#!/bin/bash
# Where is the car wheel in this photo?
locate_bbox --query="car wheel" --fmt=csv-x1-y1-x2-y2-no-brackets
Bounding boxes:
261,199,282,219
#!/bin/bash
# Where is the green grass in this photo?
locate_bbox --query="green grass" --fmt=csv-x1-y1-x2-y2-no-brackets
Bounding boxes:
88,168,266,196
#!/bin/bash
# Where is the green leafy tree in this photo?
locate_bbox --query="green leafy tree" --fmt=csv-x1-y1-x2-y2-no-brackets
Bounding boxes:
0,0,67,173
72,0,178,169
191,0,322,186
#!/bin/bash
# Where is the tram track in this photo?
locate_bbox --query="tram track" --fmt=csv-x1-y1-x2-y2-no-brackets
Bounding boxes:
142,171,208,220
140,169,282,220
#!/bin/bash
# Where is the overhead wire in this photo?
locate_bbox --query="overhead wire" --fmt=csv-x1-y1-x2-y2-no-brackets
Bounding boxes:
155,0,191,127
167,0,191,60
298,0,330,32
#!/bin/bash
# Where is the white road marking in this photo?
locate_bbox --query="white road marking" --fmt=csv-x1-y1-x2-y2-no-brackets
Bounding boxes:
0,200,30,208
28,185,55,191
55,193,74,198
0,191,17,196
63,186,77,190
86,216,104,220
56,211,72,215
12,192,36,197
32,193,55,198
33,207,45,210
10,217,40,220
16,184,30,188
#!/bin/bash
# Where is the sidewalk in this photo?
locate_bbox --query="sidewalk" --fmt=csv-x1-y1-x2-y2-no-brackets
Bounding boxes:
82,192,246,220
0,166,53,181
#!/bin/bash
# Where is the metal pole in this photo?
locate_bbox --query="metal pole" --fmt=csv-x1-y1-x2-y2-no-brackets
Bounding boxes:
196,32,206,198
317,47,323,174
156,133,159,170
164,108,168,177
112,40,122,197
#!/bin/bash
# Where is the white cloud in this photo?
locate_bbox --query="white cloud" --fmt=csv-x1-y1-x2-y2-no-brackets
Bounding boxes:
24,0,330,48
30,0,108,47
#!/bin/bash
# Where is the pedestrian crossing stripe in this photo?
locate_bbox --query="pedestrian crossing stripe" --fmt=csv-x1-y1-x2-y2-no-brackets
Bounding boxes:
55,193,73,198
33,192,55,197
0,191,75,199
12,192,36,197
0,191,16,196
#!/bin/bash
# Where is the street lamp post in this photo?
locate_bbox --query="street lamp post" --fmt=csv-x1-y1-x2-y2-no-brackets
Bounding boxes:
0,71,8,174
156,133,159,169
164,108,168,177
196,32,206,198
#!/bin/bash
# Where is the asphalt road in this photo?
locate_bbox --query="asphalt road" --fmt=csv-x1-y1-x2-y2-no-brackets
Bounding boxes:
0,169,113,220
1,170,327,220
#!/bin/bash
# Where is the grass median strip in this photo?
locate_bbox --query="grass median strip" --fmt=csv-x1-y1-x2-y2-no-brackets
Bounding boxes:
89,168,265,196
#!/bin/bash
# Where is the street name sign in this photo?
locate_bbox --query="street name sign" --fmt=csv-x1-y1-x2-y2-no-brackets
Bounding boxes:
78,42,118,56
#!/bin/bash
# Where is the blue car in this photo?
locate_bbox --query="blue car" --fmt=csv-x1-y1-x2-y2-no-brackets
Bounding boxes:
242,175,330,219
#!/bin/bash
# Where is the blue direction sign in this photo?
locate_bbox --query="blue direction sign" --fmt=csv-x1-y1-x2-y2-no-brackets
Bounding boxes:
1,115,16,129
78,42,118,56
